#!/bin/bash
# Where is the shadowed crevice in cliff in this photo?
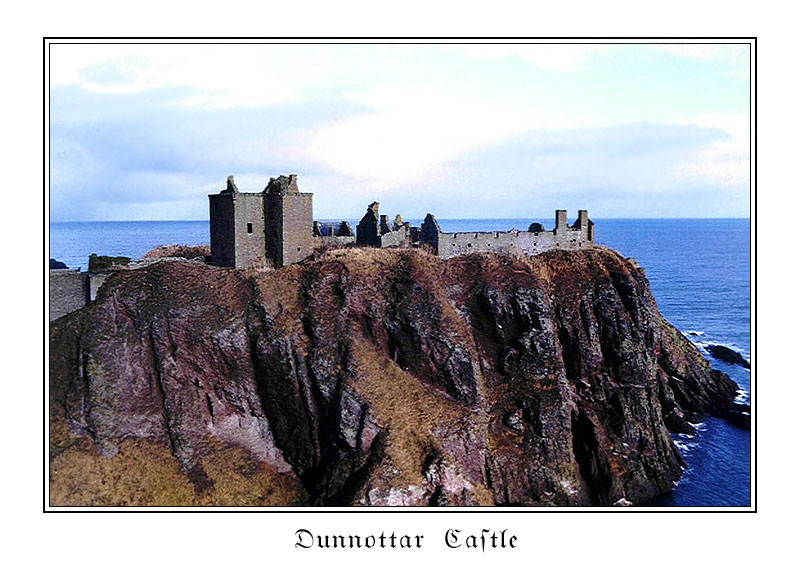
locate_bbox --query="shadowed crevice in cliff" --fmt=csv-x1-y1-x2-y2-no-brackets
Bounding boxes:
244,260,392,505
49,248,747,506
571,409,613,505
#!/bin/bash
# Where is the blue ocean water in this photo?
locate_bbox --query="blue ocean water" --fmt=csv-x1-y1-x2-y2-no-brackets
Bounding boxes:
48,218,751,507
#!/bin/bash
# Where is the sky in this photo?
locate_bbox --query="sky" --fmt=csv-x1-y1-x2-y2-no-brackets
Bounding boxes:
49,43,751,221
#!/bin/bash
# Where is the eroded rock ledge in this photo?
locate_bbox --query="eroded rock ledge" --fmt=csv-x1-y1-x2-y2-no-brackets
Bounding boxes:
49,246,745,506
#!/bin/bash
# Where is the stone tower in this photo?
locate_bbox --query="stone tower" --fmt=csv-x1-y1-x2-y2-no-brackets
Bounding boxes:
264,174,314,267
208,174,313,268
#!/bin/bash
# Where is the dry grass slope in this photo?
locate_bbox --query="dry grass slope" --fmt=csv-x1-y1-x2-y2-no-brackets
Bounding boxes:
49,429,306,507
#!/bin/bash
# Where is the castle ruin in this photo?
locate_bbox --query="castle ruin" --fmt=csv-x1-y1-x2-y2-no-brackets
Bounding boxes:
419,209,595,259
313,220,356,248
355,202,416,248
209,174,315,268
208,174,595,269
50,173,596,321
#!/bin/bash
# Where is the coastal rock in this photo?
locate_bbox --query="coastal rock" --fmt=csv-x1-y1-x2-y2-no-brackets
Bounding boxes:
705,344,751,369
50,258,68,269
49,247,745,506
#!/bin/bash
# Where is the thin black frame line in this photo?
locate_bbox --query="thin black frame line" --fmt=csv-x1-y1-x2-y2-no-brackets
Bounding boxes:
751,38,757,511
44,36,757,40
47,41,755,46
45,38,50,511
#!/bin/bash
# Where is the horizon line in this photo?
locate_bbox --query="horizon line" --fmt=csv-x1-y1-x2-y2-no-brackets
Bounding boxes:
50,216,752,224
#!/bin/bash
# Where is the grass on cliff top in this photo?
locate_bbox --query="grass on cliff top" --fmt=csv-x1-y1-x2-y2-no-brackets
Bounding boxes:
314,245,442,272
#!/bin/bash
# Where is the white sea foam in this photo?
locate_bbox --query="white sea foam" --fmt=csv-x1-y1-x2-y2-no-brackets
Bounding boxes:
673,439,697,453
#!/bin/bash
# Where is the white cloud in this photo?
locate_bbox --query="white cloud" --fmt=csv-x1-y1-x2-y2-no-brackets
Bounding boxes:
310,91,514,189
49,43,751,220
308,83,582,190
675,114,750,187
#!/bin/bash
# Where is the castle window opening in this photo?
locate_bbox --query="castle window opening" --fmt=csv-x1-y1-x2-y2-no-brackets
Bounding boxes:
247,223,253,234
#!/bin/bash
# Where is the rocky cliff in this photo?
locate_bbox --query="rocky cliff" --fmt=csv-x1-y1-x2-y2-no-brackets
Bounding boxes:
49,246,745,506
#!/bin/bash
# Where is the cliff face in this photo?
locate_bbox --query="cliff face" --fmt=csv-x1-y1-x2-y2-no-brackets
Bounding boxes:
49,247,743,506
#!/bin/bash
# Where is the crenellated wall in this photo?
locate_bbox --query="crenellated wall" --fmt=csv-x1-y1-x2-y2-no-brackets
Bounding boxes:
420,210,595,259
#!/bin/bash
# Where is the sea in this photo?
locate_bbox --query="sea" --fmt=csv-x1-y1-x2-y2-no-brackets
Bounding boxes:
49,218,751,507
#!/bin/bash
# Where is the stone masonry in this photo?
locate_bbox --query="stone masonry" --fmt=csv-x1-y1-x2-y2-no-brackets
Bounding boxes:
313,221,356,248
264,175,314,267
420,209,595,259
49,269,87,322
51,174,596,322
49,269,110,322
209,174,314,268
209,174,594,268
356,202,412,248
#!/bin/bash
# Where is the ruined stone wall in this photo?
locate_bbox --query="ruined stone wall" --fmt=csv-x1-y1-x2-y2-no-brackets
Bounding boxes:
356,203,381,246
279,193,313,266
233,193,267,269
209,194,236,267
435,228,592,259
379,226,410,248
49,270,87,322
419,214,442,254
264,192,284,267
313,235,357,248
357,203,411,248
441,227,594,259
422,211,595,260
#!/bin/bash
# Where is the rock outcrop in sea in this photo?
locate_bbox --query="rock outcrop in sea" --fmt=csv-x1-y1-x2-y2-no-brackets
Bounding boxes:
705,344,751,370
48,246,746,506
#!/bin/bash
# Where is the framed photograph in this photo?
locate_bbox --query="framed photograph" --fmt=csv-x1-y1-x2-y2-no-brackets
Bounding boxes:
46,39,753,517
